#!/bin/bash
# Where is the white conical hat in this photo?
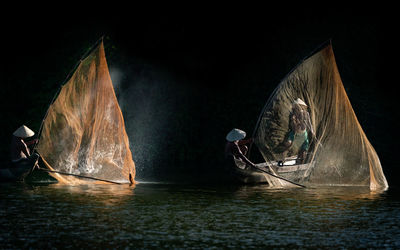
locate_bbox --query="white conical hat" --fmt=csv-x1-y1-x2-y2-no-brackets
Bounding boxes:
13,125,35,138
226,128,246,142
294,98,307,107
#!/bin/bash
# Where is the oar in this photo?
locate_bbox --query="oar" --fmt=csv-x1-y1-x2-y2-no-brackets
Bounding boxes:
250,164,307,188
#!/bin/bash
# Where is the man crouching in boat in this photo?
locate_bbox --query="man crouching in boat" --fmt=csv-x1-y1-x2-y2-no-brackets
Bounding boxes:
10,125,40,174
281,98,314,164
225,128,257,169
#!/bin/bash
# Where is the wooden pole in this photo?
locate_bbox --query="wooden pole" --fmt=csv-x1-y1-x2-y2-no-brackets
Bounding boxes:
251,165,307,188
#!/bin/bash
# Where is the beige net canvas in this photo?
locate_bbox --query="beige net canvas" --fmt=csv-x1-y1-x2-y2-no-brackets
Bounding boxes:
253,43,388,191
36,41,135,184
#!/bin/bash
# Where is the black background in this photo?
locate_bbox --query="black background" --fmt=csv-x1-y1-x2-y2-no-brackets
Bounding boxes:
1,6,397,186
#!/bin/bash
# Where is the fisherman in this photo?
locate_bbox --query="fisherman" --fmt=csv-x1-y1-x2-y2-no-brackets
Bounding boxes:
225,128,257,169
281,98,314,164
10,125,40,168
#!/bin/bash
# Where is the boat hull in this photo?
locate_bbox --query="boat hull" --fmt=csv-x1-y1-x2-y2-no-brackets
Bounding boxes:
230,157,313,185
0,161,34,182
0,154,40,182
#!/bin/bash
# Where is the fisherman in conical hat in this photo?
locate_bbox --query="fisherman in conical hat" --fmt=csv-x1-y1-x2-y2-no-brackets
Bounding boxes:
225,128,257,168
293,98,307,107
10,125,39,165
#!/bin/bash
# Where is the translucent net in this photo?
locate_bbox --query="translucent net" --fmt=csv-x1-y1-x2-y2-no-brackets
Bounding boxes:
253,43,388,191
36,41,135,184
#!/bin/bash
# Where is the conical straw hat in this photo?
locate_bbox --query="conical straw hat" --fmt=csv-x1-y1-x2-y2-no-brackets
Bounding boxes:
226,128,246,142
13,125,35,138
294,98,307,107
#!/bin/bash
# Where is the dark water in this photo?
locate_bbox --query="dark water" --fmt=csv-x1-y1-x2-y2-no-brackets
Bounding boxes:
1,181,399,249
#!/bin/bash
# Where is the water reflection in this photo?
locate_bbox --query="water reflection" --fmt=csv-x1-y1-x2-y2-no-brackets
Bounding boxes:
39,183,136,206
1,182,399,248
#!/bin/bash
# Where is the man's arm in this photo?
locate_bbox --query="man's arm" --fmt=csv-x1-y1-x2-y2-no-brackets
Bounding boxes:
237,154,256,167
19,140,31,157
233,144,256,167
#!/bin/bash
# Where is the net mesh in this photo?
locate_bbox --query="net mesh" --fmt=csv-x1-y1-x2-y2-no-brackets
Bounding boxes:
253,44,387,191
36,41,135,184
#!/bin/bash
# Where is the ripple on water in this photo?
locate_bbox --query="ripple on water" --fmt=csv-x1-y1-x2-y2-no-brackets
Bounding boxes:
0,183,399,248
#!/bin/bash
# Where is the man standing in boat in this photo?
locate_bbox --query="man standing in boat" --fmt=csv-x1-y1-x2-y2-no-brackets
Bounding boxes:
225,128,257,168
281,98,314,164
10,125,39,169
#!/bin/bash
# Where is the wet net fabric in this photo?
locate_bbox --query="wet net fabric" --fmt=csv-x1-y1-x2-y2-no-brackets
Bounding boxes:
37,42,135,183
253,44,387,191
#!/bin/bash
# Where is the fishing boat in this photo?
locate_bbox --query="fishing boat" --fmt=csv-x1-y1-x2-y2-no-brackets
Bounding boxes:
0,158,58,184
229,41,388,191
0,159,37,182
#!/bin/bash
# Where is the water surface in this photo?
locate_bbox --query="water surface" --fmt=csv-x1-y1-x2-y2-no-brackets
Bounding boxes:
1,182,399,249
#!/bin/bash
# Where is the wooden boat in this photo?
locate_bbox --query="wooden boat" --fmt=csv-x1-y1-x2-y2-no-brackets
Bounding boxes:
230,156,313,184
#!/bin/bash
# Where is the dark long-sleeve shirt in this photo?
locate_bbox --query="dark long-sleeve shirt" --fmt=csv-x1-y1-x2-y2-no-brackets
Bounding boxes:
225,139,255,166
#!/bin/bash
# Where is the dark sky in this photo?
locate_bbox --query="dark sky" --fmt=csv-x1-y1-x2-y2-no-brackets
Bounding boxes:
1,7,398,184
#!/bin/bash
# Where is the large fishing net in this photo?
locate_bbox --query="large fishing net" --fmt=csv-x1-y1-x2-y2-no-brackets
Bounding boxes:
36,41,135,184
253,43,387,191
